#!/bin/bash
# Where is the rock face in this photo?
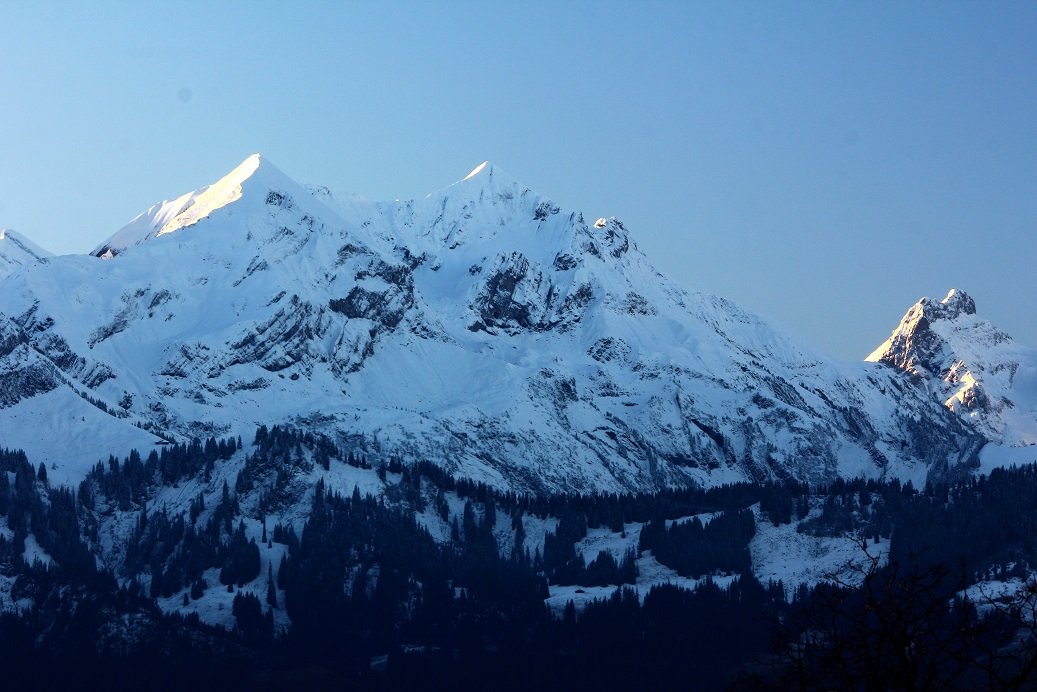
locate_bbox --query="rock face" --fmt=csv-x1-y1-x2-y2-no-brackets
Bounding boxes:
0,157,986,492
0,316,60,406
867,289,1037,446
868,289,977,373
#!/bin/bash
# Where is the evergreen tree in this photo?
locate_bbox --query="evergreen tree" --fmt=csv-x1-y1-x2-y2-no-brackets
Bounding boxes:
266,563,277,608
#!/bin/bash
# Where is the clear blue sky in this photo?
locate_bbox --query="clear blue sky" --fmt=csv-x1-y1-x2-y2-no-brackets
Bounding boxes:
1,1,1035,359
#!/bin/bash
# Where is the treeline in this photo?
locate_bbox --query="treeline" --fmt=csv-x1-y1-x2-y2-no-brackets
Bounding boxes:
82,435,239,512
123,481,260,600
246,479,785,690
0,448,94,583
639,508,755,578
0,427,1036,688
382,579,785,691
891,464,1037,576
273,481,549,671
0,447,262,690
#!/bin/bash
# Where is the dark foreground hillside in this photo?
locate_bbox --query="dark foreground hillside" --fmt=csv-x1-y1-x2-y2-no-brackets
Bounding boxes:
0,431,1035,690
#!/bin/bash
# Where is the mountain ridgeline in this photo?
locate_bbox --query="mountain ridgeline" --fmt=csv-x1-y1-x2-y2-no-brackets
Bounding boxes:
0,155,1014,494
1,156,1037,688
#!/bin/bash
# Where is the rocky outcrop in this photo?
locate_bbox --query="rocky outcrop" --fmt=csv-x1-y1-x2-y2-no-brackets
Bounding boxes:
867,289,1037,445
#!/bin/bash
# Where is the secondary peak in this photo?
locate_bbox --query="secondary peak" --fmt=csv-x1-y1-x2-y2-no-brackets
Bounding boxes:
939,288,976,317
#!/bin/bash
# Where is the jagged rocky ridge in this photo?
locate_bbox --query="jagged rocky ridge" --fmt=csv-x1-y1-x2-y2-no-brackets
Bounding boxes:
0,155,987,491
867,288,1037,446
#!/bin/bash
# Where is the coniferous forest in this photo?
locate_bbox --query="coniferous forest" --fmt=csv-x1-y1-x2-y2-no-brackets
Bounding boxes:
0,429,1035,690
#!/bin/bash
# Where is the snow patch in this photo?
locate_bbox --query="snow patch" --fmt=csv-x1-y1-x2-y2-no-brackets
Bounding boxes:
749,504,889,597
23,533,54,567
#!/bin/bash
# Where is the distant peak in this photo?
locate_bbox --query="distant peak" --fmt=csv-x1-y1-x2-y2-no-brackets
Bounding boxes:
0,228,51,277
227,152,263,180
150,154,264,237
866,287,991,365
423,161,532,205
441,160,529,195
92,152,291,257
456,160,516,188
900,288,977,324
0,228,51,256
940,288,976,317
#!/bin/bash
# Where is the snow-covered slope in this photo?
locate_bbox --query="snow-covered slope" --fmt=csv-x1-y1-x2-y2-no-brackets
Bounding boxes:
1,222,158,484
867,289,1037,446
91,154,267,258
0,228,50,278
0,310,162,485
0,156,984,491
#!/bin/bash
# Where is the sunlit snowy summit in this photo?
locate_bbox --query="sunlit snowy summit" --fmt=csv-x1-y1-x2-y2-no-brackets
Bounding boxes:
0,154,1016,491
867,288,1037,446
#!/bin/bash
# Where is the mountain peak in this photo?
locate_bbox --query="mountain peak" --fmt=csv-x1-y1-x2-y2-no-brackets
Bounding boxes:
0,156,1011,494
430,160,530,200
866,287,1037,444
0,228,51,278
939,288,976,317
463,161,492,180
866,288,983,367
92,153,296,257
459,160,516,185
0,227,51,257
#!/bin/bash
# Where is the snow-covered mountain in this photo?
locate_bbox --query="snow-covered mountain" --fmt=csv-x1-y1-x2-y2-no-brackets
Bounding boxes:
0,228,50,278
866,288,1037,446
90,155,268,258
0,155,984,491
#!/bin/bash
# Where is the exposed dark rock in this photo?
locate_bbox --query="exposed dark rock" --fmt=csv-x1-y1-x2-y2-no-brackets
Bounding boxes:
0,364,58,408
534,201,560,220
475,253,534,329
265,190,294,208
552,253,578,271
328,260,415,331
